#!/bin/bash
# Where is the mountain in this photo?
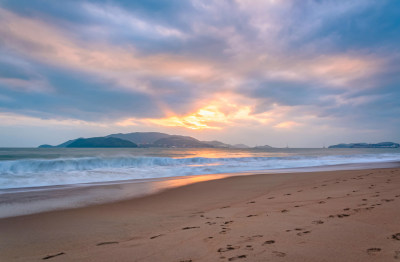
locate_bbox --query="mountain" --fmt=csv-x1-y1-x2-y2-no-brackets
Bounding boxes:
38,144,54,148
253,145,274,149
232,144,251,149
329,142,399,148
201,141,252,148
38,138,79,148
107,132,170,145
57,138,79,147
38,132,249,148
66,137,138,148
202,140,231,148
153,135,213,148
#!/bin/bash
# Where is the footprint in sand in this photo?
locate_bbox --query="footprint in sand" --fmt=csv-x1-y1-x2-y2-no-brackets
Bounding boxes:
219,228,231,234
245,245,254,251
228,255,247,261
392,233,400,240
247,214,258,217
247,201,256,204
281,209,289,213
297,231,311,236
337,214,350,218
272,251,286,257
218,245,240,253
42,252,65,260
150,234,164,239
312,220,324,225
182,226,200,230
180,260,192,262
367,248,381,255
245,235,263,241
263,240,275,245
394,251,400,260
96,241,119,246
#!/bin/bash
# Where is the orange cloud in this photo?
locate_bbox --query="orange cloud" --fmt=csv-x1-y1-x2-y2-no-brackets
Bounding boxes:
274,121,301,129
0,7,381,98
141,95,276,130
115,94,277,130
146,105,228,130
255,54,380,87
0,8,220,94
308,55,381,86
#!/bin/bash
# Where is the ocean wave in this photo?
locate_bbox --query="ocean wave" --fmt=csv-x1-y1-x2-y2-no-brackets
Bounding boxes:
0,153,399,189
0,156,263,174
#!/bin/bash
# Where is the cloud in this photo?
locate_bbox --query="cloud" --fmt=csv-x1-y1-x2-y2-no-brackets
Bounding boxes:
0,0,400,146
0,112,105,127
274,121,301,129
0,8,221,92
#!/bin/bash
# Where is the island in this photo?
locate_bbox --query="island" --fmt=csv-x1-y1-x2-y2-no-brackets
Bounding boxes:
38,132,260,148
328,142,399,148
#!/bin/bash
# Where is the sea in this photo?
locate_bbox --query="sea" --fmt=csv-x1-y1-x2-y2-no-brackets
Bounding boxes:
1,147,400,190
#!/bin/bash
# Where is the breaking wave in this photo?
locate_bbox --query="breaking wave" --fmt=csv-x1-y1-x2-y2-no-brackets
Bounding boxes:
1,153,399,189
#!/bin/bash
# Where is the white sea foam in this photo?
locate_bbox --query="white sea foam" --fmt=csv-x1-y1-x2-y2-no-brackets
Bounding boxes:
1,153,399,189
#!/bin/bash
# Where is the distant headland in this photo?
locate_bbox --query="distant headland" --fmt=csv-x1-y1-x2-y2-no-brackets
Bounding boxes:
328,142,399,148
39,132,259,149
39,133,400,149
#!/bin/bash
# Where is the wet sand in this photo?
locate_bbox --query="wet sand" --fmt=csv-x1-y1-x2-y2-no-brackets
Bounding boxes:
1,166,400,261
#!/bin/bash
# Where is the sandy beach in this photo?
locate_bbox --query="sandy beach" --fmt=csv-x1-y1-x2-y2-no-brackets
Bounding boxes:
1,166,400,261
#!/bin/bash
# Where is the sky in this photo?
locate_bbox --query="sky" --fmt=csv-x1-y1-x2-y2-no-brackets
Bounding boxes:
0,0,399,147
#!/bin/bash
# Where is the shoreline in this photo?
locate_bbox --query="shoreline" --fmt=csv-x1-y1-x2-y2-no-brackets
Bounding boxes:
1,161,399,218
1,163,400,261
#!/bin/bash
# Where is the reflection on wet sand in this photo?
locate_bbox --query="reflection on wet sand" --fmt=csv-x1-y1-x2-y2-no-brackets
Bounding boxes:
1,161,398,218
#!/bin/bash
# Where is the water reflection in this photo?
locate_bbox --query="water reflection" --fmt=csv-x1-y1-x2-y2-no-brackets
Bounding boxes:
152,174,229,190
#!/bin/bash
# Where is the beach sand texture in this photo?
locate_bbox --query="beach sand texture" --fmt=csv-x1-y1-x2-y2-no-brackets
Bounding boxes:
1,167,400,261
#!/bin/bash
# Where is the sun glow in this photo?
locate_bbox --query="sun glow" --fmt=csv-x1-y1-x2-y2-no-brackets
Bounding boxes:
116,95,298,130
147,105,229,130
144,96,276,130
